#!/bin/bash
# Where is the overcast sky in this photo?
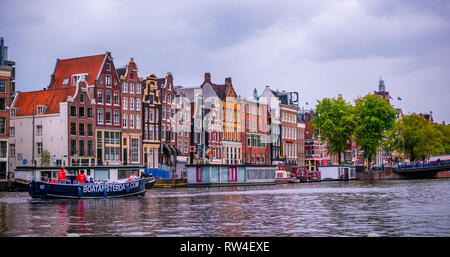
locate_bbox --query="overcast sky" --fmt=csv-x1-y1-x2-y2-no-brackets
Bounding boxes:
1,0,449,123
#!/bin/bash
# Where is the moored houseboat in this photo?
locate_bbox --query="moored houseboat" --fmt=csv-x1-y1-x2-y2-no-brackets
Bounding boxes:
292,167,321,182
319,165,357,181
186,164,276,186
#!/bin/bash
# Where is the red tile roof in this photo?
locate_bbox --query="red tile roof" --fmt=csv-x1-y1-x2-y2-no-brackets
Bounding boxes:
52,53,106,88
13,88,76,116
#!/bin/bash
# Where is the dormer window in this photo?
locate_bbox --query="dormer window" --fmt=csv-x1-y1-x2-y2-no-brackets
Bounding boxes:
106,63,111,71
37,105,47,115
62,78,70,86
72,74,88,86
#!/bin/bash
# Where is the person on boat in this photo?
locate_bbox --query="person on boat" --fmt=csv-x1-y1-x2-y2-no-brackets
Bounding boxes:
58,168,67,184
76,170,87,184
50,179,57,183
140,171,145,179
88,177,95,183
43,174,49,183
126,172,138,182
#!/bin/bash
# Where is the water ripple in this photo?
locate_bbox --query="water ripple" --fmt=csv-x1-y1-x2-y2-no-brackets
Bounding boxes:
0,179,449,236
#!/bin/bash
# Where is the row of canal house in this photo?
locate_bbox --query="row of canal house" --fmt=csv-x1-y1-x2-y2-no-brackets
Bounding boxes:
9,53,146,180
7,51,312,181
2,45,425,181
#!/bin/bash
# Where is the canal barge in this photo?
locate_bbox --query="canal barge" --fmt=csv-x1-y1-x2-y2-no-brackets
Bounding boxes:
186,164,277,186
28,176,155,199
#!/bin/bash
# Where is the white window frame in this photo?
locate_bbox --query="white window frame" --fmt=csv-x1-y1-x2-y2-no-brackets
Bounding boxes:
129,98,134,110
105,75,112,87
123,114,128,128
130,83,134,94
136,115,141,129
98,109,104,124
136,98,141,111
123,97,128,110
130,114,134,128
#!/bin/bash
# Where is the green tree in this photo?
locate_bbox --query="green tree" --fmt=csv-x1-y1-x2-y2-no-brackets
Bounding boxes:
387,114,446,161
40,149,51,166
311,95,355,164
354,94,396,166
433,123,450,154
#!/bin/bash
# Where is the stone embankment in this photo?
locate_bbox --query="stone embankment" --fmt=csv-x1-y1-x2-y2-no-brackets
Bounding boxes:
356,167,401,180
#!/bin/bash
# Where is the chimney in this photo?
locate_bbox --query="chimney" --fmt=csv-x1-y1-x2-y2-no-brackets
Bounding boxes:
204,73,211,83
167,72,173,84
225,77,232,85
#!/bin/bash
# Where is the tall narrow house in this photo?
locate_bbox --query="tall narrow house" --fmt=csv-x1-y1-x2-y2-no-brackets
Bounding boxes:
159,73,180,171
142,74,161,169
117,58,142,166
0,37,15,179
201,74,242,165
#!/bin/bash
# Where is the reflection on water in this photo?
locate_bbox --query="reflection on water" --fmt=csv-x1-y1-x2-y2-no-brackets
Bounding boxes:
0,179,449,237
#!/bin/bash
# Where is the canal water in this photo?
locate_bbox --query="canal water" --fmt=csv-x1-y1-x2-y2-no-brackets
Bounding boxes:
0,179,449,237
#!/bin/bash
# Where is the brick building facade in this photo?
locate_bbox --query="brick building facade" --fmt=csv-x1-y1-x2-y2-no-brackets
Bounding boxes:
117,58,142,165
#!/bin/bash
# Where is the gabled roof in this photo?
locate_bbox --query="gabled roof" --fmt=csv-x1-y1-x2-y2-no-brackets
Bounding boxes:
13,88,76,116
270,89,280,97
156,78,166,89
211,83,228,100
177,87,201,102
52,53,106,88
116,67,126,78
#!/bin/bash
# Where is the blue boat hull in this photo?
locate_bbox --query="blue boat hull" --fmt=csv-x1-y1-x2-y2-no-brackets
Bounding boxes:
28,178,153,199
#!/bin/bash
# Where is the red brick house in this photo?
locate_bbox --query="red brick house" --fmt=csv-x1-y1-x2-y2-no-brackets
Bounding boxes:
117,58,142,166
0,37,14,178
241,98,270,165
158,72,180,170
49,52,122,166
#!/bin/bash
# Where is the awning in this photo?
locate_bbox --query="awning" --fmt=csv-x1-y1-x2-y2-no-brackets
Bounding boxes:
168,145,176,156
163,145,172,165
163,145,172,156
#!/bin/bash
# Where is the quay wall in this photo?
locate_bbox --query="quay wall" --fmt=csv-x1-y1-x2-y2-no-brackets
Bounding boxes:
154,178,187,187
356,167,402,180
0,180,7,191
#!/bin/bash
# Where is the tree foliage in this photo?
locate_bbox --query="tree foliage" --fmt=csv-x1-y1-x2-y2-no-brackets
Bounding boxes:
354,94,397,164
40,149,51,166
387,114,449,161
311,95,355,163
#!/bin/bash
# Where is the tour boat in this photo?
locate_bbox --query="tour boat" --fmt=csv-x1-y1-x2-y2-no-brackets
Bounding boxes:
28,177,155,199
275,165,292,183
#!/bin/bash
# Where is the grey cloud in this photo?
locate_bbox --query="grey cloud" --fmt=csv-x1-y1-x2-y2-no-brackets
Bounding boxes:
1,0,449,123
